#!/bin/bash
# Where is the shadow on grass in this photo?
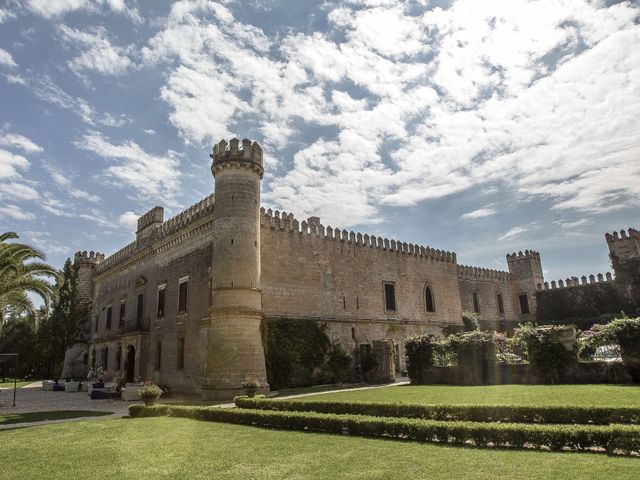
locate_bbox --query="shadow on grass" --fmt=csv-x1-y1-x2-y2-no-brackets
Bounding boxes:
0,410,112,425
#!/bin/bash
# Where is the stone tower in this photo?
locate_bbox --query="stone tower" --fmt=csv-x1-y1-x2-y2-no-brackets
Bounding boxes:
605,228,640,275
506,250,543,321
203,138,268,399
61,250,104,378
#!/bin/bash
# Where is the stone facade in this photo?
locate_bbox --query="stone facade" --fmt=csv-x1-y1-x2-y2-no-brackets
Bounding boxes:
63,138,634,397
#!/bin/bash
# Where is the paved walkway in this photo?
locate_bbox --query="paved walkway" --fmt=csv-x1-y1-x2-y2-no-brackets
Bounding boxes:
0,377,409,430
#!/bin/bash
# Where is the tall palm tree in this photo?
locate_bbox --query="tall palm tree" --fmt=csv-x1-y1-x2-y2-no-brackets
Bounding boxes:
0,232,58,323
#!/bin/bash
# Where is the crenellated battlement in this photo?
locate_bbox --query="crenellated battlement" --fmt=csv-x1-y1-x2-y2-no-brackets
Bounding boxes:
259,207,457,264
506,250,541,261
137,206,164,234
210,138,263,178
458,265,510,283
605,228,639,243
95,195,216,275
74,250,105,266
536,272,614,291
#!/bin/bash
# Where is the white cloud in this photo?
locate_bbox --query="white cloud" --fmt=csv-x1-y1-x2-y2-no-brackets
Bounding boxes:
26,0,141,22
44,162,100,203
0,132,42,153
461,208,496,220
498,226,530,241
0,182,39,201
118,211,138,231
4,74,26,85
0,8,17,23
143,129,156,135
59,25,133,76
0,148,30,179
75,131,182,204
0,48,17,67
0,204,35,221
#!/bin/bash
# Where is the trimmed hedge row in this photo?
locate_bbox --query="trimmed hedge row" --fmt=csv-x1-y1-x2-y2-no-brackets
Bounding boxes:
128,404,640,454
234,397,640,425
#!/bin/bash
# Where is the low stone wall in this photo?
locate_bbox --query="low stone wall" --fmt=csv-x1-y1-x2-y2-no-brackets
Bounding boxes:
417,362,632,385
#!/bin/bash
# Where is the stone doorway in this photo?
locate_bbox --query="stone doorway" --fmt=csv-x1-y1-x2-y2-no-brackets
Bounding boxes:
125,345,136,383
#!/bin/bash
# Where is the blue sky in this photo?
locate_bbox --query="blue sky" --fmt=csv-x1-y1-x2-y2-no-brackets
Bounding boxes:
0,0,639,283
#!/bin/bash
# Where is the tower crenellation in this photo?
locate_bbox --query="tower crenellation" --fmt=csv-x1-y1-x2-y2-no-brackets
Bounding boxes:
211,138,263,177
605,228,639,276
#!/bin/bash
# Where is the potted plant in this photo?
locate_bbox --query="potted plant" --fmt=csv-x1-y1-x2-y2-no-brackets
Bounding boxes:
241,376,261,397
138,383,163,406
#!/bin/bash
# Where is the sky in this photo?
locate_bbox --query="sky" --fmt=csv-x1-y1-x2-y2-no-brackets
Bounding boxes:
0,0,639,283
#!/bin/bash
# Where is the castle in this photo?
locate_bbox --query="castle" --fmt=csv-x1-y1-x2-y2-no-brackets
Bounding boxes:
62,138,639,398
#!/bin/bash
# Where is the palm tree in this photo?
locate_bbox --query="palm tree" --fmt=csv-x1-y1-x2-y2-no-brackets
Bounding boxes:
0,232,58,323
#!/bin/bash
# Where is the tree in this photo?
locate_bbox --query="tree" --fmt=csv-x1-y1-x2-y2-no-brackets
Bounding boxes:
37,259,86,377
0,232,58,324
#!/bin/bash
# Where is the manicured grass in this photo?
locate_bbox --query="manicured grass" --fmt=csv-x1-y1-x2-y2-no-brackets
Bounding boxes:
294,384,640,407
0,410,112,425
0,417,638,479
0,379,34,389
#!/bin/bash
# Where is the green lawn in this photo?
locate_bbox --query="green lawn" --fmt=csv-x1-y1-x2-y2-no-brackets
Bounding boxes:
294,384,640,407
0,379,35,389
0,410,112,425
0,417,638,479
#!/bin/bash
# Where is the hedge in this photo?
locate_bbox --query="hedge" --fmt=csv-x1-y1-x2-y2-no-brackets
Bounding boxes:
128,404,640,454
234,397,640,425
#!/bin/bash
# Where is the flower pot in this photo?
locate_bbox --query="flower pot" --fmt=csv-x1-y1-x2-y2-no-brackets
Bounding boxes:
143,397,158,406
243,386,258,397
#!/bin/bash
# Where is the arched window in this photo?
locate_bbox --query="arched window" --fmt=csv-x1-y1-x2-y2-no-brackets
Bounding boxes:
425,285,435,312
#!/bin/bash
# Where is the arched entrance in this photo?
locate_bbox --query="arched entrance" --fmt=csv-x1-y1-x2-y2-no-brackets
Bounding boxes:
125,345,136,383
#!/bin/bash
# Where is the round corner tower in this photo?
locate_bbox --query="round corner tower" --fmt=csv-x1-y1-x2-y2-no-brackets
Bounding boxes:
203,137,268,399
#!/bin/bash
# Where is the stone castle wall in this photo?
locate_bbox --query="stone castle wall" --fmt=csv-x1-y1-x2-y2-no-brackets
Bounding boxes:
457,266,518,328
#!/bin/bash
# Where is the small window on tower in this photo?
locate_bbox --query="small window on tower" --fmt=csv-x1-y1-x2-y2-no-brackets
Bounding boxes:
106,306,112,330
472,292,480,314
157,285,166,318
519,294,530,314
496,293,505,315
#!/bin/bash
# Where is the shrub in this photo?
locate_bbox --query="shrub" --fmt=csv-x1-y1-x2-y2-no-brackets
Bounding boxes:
129,404,170,417
445,330,496,384
405,335,438,384
263,317,331,389
516,324,577,383
324,344,352,383
128,403,640,455
600,317,640,383
461,311,480,332
234,397,640,425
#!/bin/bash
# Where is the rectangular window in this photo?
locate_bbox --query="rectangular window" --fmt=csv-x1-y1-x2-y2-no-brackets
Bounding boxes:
157,286,166,318
119,301,126,326
383,282,396,312
496,293,505,315
137,293,144,322
103,347,109,370
472,292,480,314
177,338,185,370
94,314,99,332
178,277,188,313
519,294,530,314
155,341,162,371
106,306,112,330
116,346,121,370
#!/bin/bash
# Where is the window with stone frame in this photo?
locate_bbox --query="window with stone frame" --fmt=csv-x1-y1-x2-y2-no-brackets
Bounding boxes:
157,285,166,318
119,300,126,326
496,293,505,315
177,338,185,370
383,282,396,312
519,294,530,314
116,344,122,370
472,291,480,313
94,313,99,332
178,276,189,313
106,306,112,330
155,341,162,371
425,285,435,312
136,293,144,322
